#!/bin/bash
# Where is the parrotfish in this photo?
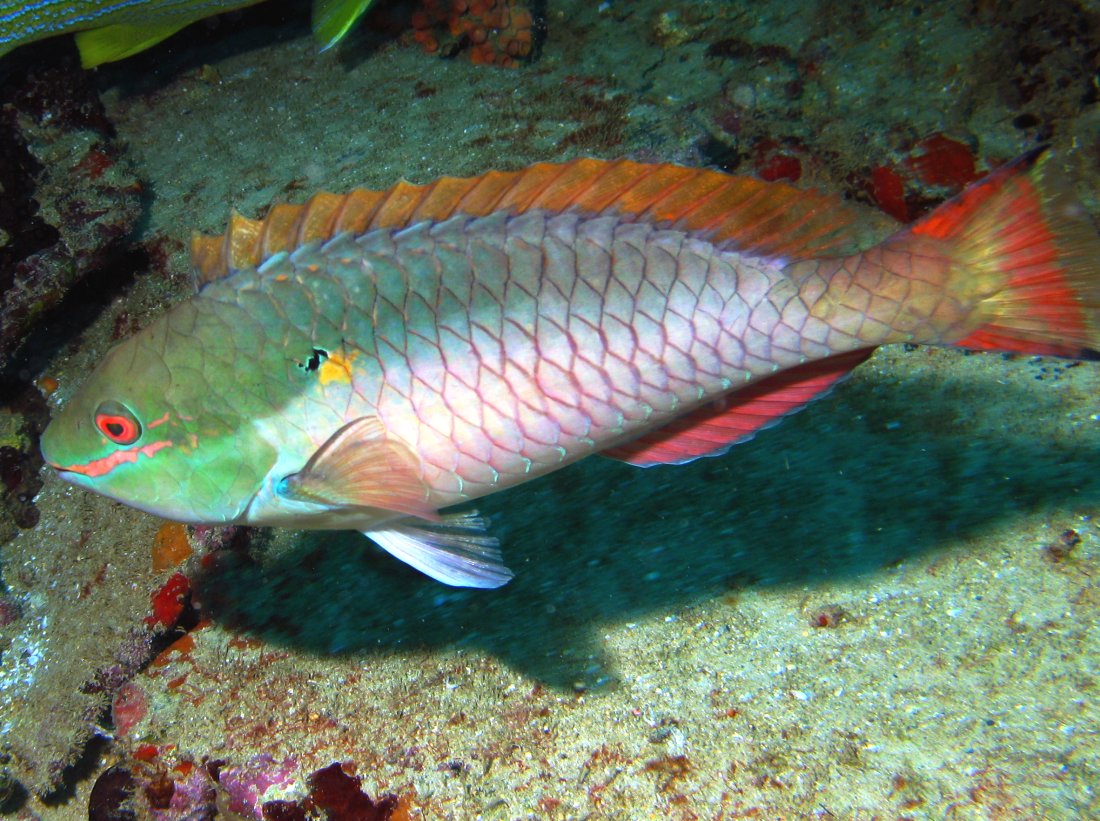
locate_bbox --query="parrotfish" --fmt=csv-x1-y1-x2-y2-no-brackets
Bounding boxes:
0,0,374,67
40,149,1100,587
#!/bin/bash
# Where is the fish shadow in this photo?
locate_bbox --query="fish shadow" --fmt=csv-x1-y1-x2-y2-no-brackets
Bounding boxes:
198,362,1100,689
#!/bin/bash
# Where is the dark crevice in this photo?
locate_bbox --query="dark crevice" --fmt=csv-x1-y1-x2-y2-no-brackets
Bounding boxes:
0,247,147,401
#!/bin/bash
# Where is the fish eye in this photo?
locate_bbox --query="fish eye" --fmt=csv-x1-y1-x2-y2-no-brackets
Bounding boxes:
94,400,142,445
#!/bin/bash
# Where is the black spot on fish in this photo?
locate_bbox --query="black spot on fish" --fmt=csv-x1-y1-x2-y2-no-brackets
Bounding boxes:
298,347,329,373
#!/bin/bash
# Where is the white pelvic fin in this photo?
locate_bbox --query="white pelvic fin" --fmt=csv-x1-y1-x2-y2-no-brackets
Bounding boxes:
364,511,513,588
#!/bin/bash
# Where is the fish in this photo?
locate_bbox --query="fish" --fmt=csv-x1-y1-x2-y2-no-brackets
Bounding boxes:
0,0,374,68
40,148,1100,588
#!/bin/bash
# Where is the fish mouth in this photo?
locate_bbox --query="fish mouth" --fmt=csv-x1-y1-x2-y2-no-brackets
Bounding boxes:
45,461,91,486
49,465,82,483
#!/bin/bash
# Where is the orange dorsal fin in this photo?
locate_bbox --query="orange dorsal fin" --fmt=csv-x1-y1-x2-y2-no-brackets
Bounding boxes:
603,348,875,466
191,159,867,286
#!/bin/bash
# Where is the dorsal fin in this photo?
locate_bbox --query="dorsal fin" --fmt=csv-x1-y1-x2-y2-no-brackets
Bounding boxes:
603,348,875,466
191,158,867,287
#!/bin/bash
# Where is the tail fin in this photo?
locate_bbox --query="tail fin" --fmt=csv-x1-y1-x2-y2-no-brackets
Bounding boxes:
911,148,1100,359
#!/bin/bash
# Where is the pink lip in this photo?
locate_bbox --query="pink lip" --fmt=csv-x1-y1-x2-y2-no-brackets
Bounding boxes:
53,440,173,478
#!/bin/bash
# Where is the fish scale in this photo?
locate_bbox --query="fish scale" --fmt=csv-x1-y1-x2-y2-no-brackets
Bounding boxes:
218,210,844,509
41,152,1100,587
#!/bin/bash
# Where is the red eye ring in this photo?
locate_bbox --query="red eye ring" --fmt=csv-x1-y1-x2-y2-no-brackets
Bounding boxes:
94,401,142,445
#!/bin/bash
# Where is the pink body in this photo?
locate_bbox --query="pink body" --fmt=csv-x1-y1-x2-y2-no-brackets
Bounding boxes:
246,210,962,512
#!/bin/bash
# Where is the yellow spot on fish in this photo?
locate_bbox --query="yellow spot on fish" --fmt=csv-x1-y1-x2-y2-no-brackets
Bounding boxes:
319,350,357,386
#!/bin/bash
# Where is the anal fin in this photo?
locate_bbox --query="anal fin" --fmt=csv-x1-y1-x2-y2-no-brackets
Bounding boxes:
604,348,875,467
366,511,513,588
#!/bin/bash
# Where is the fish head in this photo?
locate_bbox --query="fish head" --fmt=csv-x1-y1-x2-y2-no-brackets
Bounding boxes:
40,310,277,523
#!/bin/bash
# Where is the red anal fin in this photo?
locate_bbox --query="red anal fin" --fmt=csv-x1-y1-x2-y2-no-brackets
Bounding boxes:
603,349,875,467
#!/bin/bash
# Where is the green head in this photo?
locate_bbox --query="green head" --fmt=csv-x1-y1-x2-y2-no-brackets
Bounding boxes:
40,302,277,523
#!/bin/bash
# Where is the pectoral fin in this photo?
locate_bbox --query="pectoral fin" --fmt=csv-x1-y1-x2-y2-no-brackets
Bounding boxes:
277,416,436,520
365,511,513,588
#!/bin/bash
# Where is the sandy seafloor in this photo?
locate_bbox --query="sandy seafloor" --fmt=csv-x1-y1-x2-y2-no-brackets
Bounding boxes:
2,0,1100,817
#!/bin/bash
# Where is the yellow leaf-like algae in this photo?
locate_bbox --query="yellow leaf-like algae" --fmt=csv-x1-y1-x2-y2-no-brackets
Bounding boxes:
0,0,376,67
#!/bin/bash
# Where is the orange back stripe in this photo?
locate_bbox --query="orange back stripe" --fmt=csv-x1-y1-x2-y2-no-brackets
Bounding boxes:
191,158,868,286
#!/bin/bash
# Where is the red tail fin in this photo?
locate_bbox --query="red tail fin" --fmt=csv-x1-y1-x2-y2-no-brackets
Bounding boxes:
912,148,1100,359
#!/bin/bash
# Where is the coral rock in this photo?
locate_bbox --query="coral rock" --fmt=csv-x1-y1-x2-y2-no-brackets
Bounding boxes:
410,0,539,67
